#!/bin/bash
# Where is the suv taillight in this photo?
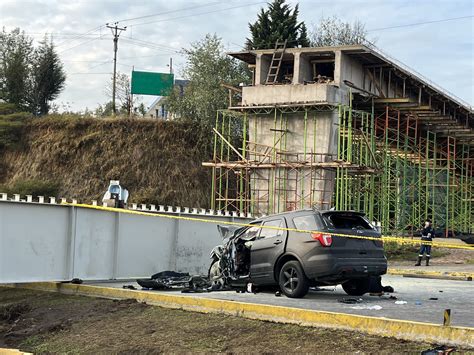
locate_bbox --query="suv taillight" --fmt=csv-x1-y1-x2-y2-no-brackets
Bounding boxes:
311,233,332,247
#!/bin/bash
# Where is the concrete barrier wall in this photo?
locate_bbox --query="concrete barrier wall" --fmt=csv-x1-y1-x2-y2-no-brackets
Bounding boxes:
0,200,251,283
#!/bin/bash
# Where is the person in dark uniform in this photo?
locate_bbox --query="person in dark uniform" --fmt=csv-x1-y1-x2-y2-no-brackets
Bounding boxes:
415,219,435,266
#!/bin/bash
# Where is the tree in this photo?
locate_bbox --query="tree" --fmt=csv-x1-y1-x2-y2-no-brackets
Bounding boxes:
0,28,33,109
137,102,146,118
105,72,135,116
0,28,66,115
311,16,370,47
166,34,250,127
246,0,310,49
29,37,66,115
94,101,114,117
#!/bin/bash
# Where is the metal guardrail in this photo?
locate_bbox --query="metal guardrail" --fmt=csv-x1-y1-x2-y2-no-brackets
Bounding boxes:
0,192,255,219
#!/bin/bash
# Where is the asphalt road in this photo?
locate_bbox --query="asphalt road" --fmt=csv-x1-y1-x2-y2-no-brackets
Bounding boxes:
93,275,474,328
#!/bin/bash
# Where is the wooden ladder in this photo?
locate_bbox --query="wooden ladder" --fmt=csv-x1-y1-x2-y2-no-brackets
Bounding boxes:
265,39,287,85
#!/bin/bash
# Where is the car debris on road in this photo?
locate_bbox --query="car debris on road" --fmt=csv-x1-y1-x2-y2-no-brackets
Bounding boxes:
136,271,213,293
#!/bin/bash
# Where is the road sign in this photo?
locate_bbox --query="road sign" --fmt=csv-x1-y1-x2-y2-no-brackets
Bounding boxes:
131,70,174,96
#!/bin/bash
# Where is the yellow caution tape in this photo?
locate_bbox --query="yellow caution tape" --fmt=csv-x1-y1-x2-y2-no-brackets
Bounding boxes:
62,202,474,251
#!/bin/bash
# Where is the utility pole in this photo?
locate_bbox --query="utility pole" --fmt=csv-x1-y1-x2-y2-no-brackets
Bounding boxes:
106,22,126,115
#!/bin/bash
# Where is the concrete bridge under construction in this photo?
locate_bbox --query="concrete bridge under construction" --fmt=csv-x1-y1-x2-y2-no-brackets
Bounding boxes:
205,43,473,237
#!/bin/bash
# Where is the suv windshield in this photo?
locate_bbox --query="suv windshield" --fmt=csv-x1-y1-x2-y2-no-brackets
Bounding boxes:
323,213,374,230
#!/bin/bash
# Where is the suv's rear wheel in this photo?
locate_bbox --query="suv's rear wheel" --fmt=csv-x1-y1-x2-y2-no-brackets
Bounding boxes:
278,261,309,298
342,278,370,296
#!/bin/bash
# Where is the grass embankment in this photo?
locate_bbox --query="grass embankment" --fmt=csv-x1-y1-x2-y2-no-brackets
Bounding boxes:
0,288,435,353
384,241,449,261
0,103,213,207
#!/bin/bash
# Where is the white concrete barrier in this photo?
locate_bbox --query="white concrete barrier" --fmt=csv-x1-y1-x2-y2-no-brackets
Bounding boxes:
0,200,252,283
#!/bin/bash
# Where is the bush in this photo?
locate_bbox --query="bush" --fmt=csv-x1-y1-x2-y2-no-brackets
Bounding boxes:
0,107,31,149
0,179,61,197
0,103,18,115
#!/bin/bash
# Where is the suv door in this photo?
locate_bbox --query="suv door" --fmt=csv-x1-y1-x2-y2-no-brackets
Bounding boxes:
249,218,287,284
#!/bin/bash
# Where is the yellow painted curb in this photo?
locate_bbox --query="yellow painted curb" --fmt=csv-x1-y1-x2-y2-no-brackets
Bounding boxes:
11,282,474,349
388,268,474,280
0,349,31,355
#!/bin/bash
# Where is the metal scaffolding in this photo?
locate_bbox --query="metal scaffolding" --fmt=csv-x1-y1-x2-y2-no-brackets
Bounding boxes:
205,101,473,236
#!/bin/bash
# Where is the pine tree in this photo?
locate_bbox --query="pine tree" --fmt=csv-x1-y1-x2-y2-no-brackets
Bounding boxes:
0,28,33,109
30,38,66,115
246,0,310,49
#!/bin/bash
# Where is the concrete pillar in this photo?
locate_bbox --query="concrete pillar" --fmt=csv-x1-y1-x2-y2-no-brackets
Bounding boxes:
334,50,342,87
293,53,311,84
26,195,33,203
255,54,270,85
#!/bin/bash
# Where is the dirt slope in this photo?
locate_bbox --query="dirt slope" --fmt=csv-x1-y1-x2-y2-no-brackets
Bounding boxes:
0,116,213,207
0,288,437,353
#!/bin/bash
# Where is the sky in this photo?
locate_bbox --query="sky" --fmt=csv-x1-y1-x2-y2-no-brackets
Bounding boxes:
1,0,473,112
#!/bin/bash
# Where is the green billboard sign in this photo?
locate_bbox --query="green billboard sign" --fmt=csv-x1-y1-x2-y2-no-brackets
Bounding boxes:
131,71,174,96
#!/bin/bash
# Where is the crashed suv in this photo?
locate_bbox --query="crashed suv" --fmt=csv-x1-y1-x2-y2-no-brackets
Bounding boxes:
209,210,387,298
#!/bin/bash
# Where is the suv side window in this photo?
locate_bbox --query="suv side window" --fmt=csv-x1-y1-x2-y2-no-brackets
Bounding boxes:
259,219,285,239
293,215,319,231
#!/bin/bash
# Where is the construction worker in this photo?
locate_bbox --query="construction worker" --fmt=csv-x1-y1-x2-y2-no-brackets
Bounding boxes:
415,219,435,266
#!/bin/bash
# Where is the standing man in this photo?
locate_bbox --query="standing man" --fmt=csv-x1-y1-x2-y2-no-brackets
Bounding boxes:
415,219,435,266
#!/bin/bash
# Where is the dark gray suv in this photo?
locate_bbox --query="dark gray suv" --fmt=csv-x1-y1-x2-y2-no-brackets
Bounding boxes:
209,209,387,298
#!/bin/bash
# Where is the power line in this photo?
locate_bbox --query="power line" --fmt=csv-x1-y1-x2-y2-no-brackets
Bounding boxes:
368,15,474,32
129,1,265,27
120,38,179,54
68,72,111,75
58,35,109,54
63,59,111,63
55,25,105,48
115,1,223,23
120,53,173,60
121,37,180,52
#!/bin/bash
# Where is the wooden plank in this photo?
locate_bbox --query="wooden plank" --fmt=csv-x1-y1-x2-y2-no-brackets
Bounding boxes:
373,97,413,104
365,68,385,98
397,105,432,111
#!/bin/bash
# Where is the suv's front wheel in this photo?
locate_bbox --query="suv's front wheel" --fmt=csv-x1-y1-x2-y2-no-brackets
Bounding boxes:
278,261,309,298
342,278,370,296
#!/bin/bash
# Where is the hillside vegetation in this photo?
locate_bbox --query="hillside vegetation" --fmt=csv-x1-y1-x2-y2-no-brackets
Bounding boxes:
0,105,213,208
